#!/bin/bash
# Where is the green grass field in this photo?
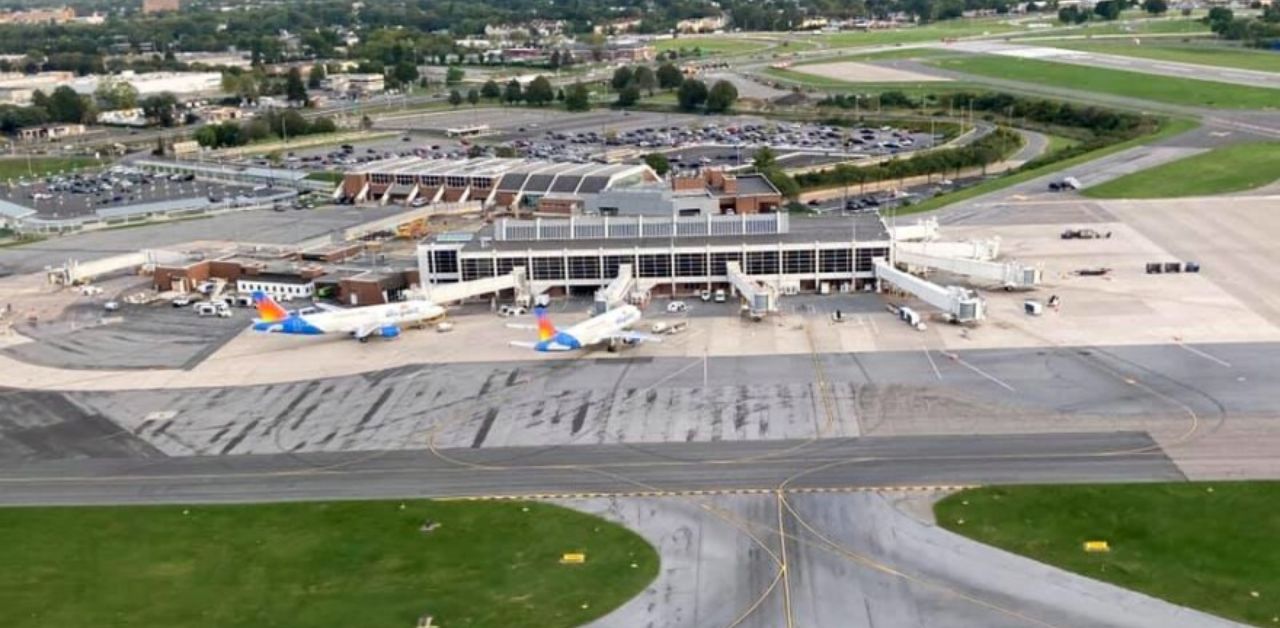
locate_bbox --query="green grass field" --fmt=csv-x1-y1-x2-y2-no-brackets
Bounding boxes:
931,54,1280,109
761,67,980,97
655,36,770,56
0,500,658,628
1065,17,1212,36
1084,141,1280,198
936,483,1280,626
1050,40,1280,73
0,156,101,180
816,19,1021,48
797,47,961,65
901,116,1197,214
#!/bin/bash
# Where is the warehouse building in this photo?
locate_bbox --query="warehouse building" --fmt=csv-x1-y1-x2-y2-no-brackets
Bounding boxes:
417,213,891,297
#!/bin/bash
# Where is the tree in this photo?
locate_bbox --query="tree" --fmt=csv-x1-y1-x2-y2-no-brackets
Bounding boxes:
556,88,565,102
391,61,419,88
448,89,463,107
445,66,465,86
467,88,480,106
141,93,179,127
1094,0,1122,20
616,85,641,107
633,67,658,96
307,63,326,89
525,76,554,106
753,146,778,171
481,80,501,100
676,78,708,111
705,79,738,113
1142,0,1168,14
549,50,562,70
1207,7,1234,34
285,67,309,105
1058,6,1088,23
94,77,138,110
503,79,523,104
47,86,91,123
565,82,590,112
643,152,670,176
763,168,799,199
611,66,635,91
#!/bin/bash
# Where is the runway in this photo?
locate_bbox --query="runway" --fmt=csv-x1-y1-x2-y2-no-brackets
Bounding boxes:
0,432,1184,506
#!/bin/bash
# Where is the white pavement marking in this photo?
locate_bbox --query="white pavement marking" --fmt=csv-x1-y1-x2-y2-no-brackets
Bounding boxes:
922,346,943,381
1176,342,1232,368
941,351,1015,392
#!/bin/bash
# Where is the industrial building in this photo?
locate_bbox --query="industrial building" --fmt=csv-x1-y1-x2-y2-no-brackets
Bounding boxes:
417,213,892,298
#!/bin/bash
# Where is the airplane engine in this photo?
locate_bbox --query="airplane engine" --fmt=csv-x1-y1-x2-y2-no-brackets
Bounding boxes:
380,325,401,339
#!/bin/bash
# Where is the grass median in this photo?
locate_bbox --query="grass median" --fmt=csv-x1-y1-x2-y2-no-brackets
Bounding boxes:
935,482,1280,626
0,500,658,628
1049,40,1280,74
931,55,1280,109
0,156,102,180
1084,141,1280,198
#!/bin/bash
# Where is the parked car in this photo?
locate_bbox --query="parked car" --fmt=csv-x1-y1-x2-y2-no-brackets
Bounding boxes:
102,301,120,312
666,301,688,314
714,289,727,303
699,289,712,302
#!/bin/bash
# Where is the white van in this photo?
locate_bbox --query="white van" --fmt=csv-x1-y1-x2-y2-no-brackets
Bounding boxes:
713,289,726,303
195,302,232,318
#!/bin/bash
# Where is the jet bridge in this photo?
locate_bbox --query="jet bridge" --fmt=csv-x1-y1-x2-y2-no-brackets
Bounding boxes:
874,258,985,323
895,249,1041,290
897,238,1000,262
887,217,940,242
593,264,633,315
417,267,530,305
724,261,778,319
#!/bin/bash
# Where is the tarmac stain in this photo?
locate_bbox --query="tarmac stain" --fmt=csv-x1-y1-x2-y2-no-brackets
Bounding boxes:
209,424,231,444
318,431,337,446
352,388,394,434
505,369,521,387
571,402,590,435
219,418,261,455
471,407,499,449
290,402,321,431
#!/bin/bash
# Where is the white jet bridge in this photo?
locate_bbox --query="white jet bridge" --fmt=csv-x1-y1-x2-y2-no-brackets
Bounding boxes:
724,261,778,319
874,258,985,323
417,267,531,305
593,263,634,315
895,247,1041,290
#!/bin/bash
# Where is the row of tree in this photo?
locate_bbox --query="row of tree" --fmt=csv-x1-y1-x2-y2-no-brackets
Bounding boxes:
790,128,1023,192
446,77,592,111
193,110,337,149
0,86,185,135
1206,6,1280,48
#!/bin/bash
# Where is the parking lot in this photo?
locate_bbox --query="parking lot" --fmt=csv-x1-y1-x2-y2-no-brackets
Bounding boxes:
366,108,936,170
0,166,273,220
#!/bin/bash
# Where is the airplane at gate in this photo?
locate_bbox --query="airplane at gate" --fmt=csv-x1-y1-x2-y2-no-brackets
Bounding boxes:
252,291,445,342
510,304,661,352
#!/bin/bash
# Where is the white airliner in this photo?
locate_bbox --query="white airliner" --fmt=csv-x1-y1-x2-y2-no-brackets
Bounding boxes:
511,304,661,352
252,292,445,342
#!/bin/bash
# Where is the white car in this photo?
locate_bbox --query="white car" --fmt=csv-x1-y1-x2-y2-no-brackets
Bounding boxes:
498,304,528,317
102,301,120,312
714,289,727,303
666,301,688,314
699,290,712,302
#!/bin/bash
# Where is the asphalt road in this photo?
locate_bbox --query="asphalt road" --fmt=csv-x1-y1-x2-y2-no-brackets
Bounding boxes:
0,431,1183,506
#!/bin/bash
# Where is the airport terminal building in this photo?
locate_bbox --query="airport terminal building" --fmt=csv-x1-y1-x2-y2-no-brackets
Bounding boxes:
417,213,892,296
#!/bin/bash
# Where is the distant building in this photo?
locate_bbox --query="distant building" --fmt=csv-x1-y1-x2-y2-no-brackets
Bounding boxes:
97,109,149,127
321,73,385,96
0,7,76,25
142,0,180,15
675,15,727,34
17,124,86,142
593,17,643,35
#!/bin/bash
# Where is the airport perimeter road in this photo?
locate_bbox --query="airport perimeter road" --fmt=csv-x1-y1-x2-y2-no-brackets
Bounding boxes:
0,432,1184,507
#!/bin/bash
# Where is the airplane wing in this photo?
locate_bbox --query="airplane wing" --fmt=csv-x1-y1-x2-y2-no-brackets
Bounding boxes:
505,323,539,331
311,302,343,313
606,330,663,344
352,323,379,340
509,340,539,349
